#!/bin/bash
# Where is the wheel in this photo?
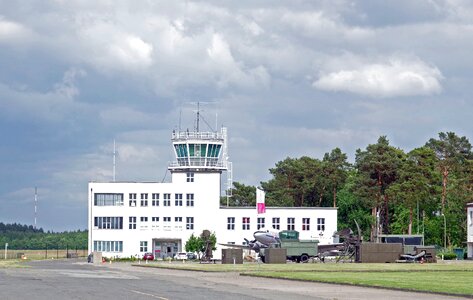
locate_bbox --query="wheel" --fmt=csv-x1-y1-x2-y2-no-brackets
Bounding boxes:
300,254,309,263
260,256,266,263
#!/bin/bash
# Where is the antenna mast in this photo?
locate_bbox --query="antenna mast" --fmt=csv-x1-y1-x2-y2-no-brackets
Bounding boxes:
196,102,200,132
113,140,116,182
34,187,37,229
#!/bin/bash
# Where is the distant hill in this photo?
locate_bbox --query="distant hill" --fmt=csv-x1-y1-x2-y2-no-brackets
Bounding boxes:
0,222,87,250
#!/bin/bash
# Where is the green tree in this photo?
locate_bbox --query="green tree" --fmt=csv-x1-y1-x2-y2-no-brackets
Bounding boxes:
387,147,439,234
221,182,256,206
425,132,472,213
322,148,351,207
353,136,404,240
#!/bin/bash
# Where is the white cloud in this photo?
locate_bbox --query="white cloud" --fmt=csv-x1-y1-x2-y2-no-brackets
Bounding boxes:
0,17,32,43
313,57,443,98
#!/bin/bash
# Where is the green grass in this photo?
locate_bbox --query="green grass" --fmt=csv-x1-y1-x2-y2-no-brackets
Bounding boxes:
0,260,27,268
137,261,473,295
248,271,473,296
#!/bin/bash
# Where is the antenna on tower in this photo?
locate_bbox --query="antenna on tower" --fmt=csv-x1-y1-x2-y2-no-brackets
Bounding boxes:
196,102,200,132
34,187,38,229
113,140,117,182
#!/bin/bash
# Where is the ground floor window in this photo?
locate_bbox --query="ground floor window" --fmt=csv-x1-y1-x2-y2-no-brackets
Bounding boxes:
257,217,265,230
186,217,194,230
287,217,295,230
302,218,310,231
93,240,123,252
242,217,250,230
140,241,148,252
272,217,280,230
317,218,325,231
227,217,235,230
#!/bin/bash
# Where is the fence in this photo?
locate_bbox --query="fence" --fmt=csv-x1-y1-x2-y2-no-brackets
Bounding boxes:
3,248,88,260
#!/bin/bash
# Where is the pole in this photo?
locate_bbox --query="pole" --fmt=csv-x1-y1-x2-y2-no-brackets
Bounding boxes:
4,243,8,260
416,200,419,234
422,211,425,246
442,213,446,249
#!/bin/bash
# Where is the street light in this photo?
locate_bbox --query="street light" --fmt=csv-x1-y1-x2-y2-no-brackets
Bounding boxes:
441,213,446,249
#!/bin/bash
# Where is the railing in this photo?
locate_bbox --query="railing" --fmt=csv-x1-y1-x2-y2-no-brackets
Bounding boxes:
172,131,223,141
169,159,227,169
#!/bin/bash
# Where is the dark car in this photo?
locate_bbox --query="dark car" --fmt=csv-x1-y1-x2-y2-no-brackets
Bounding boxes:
186,252,197,260
143,252,154,260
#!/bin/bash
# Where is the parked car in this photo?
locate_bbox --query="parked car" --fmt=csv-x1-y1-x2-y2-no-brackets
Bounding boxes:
143,252,154,261
186,252,197,260
173,252,187,260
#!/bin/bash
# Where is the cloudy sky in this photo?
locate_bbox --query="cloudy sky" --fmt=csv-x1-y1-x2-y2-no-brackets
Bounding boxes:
1,1,472,231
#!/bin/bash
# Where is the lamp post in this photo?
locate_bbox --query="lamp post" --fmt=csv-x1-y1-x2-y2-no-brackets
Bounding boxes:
441,213,446,249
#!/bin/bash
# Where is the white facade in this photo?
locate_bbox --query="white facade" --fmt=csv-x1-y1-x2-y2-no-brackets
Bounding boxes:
88,127,338,259
467,203,473,259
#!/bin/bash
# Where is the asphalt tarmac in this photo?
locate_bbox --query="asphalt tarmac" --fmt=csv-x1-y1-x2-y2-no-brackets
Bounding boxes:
0,259,467,300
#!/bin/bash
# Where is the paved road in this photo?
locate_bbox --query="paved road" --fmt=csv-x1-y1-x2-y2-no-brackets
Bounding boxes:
0,259,466,300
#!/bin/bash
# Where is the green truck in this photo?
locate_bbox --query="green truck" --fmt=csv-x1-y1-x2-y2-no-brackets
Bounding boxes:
260,230,319,263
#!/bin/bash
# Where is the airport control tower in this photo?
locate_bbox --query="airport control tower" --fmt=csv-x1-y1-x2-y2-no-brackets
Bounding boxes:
168,107,233,202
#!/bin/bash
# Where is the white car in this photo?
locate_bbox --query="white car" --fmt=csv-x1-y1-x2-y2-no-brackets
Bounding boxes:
173,252,188,260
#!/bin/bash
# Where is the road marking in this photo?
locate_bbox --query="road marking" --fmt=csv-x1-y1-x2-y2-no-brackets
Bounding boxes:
130,290,169,299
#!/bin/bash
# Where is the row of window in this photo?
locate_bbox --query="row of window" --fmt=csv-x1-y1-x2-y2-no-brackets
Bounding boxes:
93,240,123,252
227,217,325,231
128,216,194,230
94,217,123,229
94,193,195,207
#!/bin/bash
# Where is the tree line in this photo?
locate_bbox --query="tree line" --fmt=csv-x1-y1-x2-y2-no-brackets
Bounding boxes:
0,222,88,250
222,132,473,248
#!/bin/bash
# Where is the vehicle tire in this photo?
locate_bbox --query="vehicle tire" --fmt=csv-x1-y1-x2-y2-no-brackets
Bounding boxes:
300,254,309,263
261,256,266,263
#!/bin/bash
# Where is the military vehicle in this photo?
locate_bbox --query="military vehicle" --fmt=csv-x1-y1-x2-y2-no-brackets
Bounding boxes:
259,230,318,263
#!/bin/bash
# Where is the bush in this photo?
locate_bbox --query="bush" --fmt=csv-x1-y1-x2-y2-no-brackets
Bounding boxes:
440,252,457,260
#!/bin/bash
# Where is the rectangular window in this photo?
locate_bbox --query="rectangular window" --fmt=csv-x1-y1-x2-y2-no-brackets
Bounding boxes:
302,218,310,231
317,218,325,231
175,193,183,206
242,217,250,230
272,217,280,230
186,194,194,206
164,217,171,222
287,217,295,231
152,217,159,222
175,217,182,222
164,193,171,206
94,193,124,206
93,241,123,252
129,193,137,207
140,193,148,207
186,217,194,230
140,217,148,222
227,217,235,230
152,193,159,206
94,217,123,229
257,217,265,230
140,241,148,252
129,217,136,229
186,172,194,182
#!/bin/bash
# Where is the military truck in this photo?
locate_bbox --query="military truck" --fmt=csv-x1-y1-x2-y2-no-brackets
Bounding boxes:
260,230,318,263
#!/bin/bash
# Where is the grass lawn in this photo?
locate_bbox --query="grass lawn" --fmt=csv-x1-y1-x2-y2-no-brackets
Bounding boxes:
137,261,473,296
248,270,473,296
0,260,27,268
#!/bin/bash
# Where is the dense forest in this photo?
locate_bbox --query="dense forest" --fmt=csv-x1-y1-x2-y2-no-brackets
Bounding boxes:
222,131,473,248
0,222,87,249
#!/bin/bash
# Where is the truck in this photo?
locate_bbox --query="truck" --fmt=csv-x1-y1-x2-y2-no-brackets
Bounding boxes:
260,230,319,263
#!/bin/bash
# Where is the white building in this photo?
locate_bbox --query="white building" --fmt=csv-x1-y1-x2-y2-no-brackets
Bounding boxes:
467,203,473,259
88,125,338,259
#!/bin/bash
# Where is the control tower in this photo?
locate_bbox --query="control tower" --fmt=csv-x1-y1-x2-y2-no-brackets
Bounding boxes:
169,127,229,172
